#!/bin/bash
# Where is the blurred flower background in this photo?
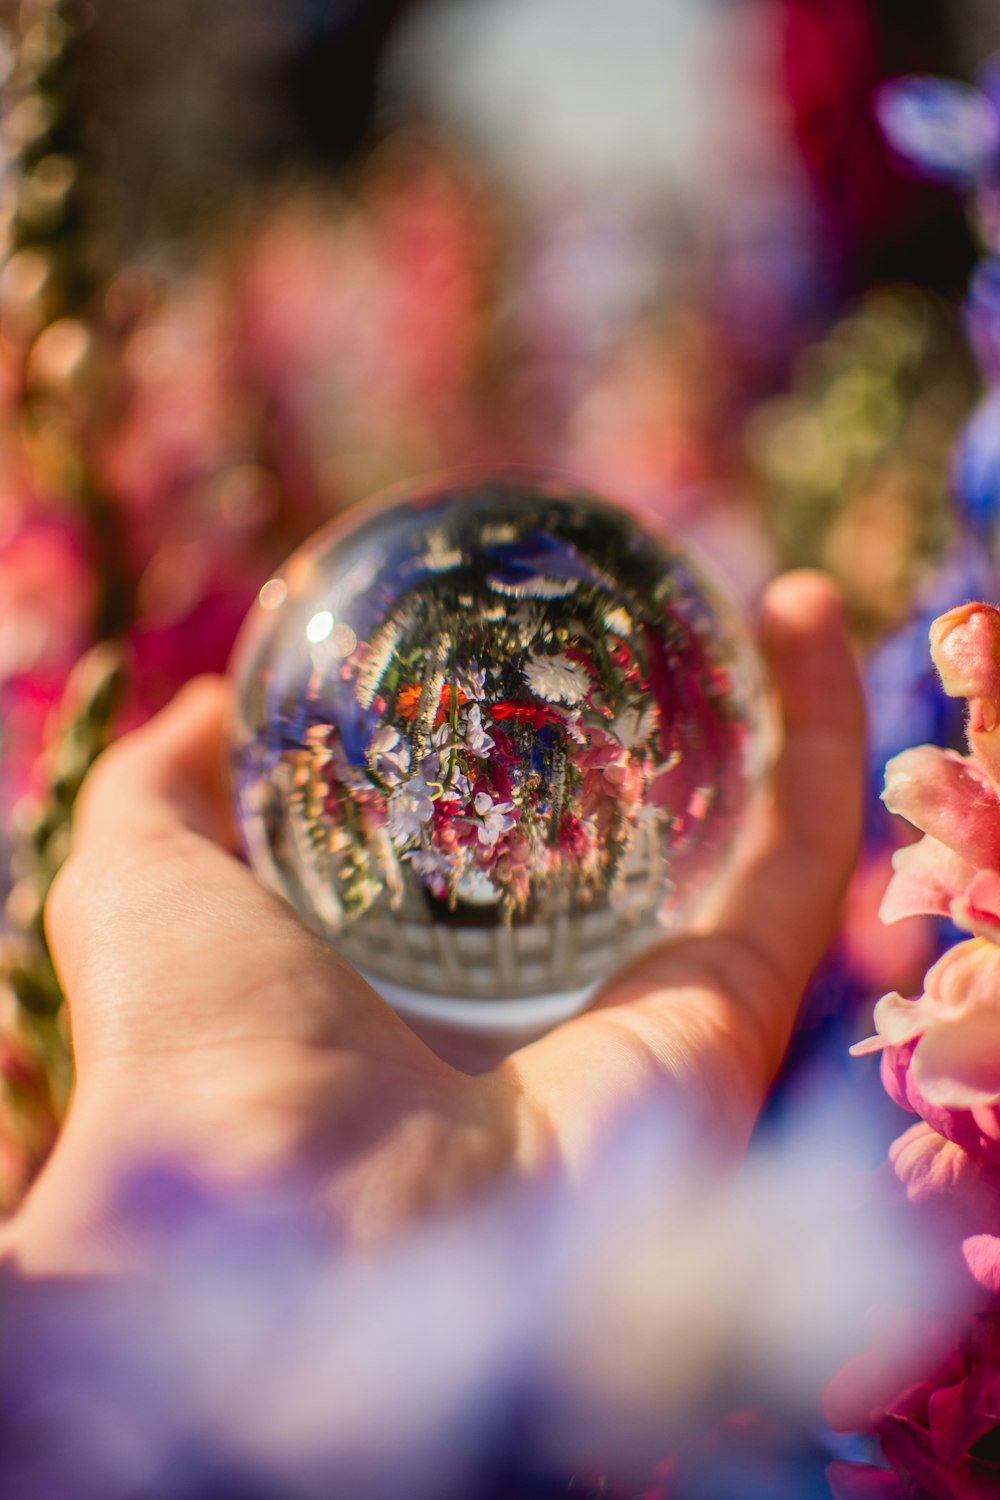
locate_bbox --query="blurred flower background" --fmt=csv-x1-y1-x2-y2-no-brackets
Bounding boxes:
3,0,1000,1495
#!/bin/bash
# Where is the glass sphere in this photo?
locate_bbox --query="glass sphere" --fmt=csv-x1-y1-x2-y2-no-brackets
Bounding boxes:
231,475,769,1031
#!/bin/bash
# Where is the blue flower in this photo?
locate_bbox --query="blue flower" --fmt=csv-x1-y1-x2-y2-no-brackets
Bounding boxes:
964,256,1000,381
875,76,1000,186
331,690,382,767
482,531,596,589
953,387,1000,540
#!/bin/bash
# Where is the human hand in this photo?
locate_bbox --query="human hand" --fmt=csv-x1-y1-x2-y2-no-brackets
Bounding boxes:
2,571,864,1273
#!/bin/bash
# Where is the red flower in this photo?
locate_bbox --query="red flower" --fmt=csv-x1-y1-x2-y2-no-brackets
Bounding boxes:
491,701,559,729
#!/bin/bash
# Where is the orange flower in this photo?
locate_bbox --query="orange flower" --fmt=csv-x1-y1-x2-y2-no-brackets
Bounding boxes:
395,681,468,723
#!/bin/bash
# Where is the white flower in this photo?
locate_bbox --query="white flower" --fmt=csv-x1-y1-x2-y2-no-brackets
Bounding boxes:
407,848,451,901
472,791,517,847
455,866,501,906
561,711,588,747
463,704,494,758
458,661,487,701
610,704,657,749
369,725,411,781
387,774,436,844
523,652,591,705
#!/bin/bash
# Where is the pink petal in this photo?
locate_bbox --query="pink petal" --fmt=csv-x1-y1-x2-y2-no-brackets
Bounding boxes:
972,1104,1000,1143
890,1121,1000,1230
962,1233,1000,1295
869,991,928,1048
879,836,977,924
926,1365,1000,1467
849,1033,886,1057
927,938,1000,1009
952,869,1000,941
930,603,1000,707
912,1010,1000,1108
883,746,1000,868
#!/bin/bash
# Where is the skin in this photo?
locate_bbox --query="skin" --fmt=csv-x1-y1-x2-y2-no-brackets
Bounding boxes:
0,571,865,1274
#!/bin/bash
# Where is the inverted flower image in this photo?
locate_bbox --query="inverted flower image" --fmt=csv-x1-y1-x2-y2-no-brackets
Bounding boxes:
232,477,765,1001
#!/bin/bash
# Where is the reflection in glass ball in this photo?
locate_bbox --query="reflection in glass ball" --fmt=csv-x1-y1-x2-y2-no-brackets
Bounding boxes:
231,476,768,1030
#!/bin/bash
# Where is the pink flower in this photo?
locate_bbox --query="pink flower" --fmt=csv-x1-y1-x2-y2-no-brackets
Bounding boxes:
857,603,1000,1162
852,940,1000,1162
891,1122,1000,1297
877,605,1000,938
879,746,1000,936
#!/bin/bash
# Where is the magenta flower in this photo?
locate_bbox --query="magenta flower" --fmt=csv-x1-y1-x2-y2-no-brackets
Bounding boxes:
873,1314,1000,1500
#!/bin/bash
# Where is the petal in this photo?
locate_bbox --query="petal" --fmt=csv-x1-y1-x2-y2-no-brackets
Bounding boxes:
927,937,1000,1008
912,1010,1000,1108
951,868,1000,940
473,792,492,816
882,745,1000,868
879,835,976,924
890,1120,1000,1229
962,1233,1000,1295
849,1033,886,1057
930,602,1000,706
926,1365,1000,1468
870,991,928,1048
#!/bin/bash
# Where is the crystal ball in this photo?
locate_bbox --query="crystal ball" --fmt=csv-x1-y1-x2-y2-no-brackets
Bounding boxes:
230,476,768,1031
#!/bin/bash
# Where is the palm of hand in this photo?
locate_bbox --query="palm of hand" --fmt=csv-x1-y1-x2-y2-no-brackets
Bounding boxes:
10,573,862,1270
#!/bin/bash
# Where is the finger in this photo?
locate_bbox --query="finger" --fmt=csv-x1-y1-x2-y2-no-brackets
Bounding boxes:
504,571,865,1158
705,568,866,1028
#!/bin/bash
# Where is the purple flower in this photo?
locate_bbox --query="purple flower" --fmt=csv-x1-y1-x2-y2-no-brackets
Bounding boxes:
965,258,1000,381
953,389,1000,541
0,1089,947,1500
875,77,1000,187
